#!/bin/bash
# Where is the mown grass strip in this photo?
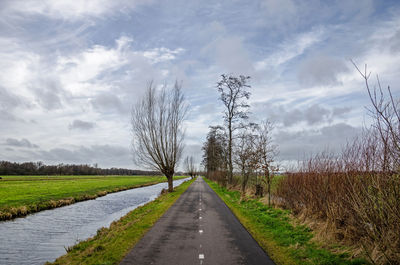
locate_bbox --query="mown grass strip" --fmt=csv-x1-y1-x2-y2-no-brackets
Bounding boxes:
204,178,368,265
0,175,186,221
47,178,194,265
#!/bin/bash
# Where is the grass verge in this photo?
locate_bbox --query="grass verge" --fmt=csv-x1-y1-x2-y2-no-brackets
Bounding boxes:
204,178,369,265
0,175,187,221
47,178,194,265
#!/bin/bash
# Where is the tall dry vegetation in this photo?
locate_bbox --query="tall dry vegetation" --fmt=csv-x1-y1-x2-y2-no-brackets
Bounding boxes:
277,64,400,264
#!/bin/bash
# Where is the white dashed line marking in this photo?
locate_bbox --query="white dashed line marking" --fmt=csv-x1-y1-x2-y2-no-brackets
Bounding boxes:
199,230,203,234
199,216,202,219
199,254,204,259
199,208,202,211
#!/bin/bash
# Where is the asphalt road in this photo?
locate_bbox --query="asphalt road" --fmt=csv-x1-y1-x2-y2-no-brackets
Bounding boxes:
120,177,275,265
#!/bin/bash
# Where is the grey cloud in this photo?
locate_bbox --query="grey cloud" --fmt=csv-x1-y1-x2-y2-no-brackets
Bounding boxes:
327,122,359,138
200,23,254,75
332,106,352,117
37,144,131,168
212,36,254,75
262,103,351,127
0,110,18,121
0,87,30,122
304,104,330,125
260,0,298,29
281,108,304,127
69,120,96,130
34,90,62,110
390,30,400,54
276,122,361,161
257,0,374,33
182,144,203,170
43,148,76,162
31,78,63,110
5,138,39,148
91,93,125,113
0,86,22,110
297,55,349,87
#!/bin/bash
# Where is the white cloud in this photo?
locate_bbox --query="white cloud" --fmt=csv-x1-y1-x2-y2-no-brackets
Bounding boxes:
255,27,326,71
0,0,399,169
55,36,185,97
1,0,153,21
143,47,185,64
203,35,254,75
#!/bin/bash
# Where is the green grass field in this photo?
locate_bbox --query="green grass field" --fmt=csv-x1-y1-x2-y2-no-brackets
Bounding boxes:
48,178,195,265
205,178,368,265
0,175,186,220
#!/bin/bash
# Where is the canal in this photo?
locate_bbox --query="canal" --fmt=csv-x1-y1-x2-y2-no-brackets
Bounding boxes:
0,178,189,265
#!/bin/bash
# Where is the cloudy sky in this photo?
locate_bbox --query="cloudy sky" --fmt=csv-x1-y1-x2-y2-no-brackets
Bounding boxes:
0,0,399,170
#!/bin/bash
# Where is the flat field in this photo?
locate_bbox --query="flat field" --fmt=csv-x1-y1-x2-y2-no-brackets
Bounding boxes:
0,175,185,220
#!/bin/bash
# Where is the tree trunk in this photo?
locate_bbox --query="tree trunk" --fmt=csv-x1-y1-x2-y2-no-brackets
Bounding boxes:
167,175,173,192
266,170,271,206
228,121,233,184
255,184,263,197
267,177,271,206
241,179,246,194
241,169,247,195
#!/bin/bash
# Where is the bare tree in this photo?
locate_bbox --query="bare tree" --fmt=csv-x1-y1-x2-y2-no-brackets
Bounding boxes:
217,74,251,184
131,82,188,192
234,125,258,195
202,126,228,172
352,61,400,171
202,125,228,184
184,155,197,179
255,120,278,204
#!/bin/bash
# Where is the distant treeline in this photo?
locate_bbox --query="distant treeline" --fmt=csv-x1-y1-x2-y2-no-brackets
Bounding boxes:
0,161,162,176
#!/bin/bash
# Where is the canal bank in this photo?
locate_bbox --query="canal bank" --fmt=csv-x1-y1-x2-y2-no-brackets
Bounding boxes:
0,178,191,265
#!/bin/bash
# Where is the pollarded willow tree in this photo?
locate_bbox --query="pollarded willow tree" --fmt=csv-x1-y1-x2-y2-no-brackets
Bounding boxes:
131,81,188,192
217,74,251,184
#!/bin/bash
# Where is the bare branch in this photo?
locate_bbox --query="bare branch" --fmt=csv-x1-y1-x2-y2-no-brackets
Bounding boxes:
131,82,188,192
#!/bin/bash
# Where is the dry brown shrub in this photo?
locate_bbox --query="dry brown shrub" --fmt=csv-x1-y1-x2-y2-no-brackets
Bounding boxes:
207,170,227,186
277,149,400,264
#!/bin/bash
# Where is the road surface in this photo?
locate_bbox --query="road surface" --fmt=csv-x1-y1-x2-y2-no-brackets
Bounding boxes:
120,177,275,265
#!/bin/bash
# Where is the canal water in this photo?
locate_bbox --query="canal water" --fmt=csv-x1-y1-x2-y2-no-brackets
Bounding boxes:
0,178,189,265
